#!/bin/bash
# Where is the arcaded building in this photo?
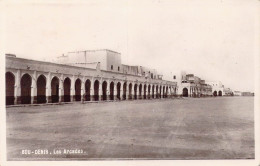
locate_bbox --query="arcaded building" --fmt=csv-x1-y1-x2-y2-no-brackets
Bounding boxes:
176,71,213,97
205,81,225,96
5,49,178,105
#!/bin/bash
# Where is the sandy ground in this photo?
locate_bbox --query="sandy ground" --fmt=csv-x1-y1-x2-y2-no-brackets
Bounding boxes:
6,97,254,160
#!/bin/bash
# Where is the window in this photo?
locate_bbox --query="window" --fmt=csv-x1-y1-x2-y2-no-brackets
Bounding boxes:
173,75,176,79
151,73,153,79
111,65,113,70
118,66,120,71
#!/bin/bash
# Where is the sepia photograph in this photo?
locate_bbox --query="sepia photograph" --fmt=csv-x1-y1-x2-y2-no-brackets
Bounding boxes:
1,0,259,165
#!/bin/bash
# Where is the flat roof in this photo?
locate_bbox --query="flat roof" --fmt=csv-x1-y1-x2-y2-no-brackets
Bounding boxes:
68,49,121,54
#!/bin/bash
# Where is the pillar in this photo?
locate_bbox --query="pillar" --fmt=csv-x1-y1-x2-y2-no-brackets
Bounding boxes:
46,72,51,103
14,69,21,104
107,80,111,100
126,82,129,100
81,77,85,101
31,71,37,104
114,82,117,100
70,75,75,101
98,80,102,101
59,74,64,102
120,81,124,100
90,77,95,101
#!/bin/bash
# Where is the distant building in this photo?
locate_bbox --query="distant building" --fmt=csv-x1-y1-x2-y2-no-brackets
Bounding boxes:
57,49,162,79
241,92,254,96
176,72,213,97
224,88,233,96
233,91,242,96
205,81,225,96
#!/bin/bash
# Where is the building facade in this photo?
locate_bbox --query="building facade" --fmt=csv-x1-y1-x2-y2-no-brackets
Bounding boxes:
224,88,233,96
205,81,225,96
176,72,213,97
5,50,178,105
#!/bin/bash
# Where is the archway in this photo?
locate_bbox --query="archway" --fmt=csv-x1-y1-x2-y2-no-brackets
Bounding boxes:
128,83,132,99
163,86,165,98
152,85,155,98
21,74,32,104
148,85,151,99
159,86,162,98
182,88,188,97
64,77,71,102
156,85,159,98
85,79,91,101
166,86,168,98
213,91,217,96
37,75,46,103
139,84,142,99
110,82,114,100
102,81,107,100
144,84,147,99
134,84,138,99
218,91,222,96
75,79,81,101
94,80,99,101
117,82,121,100
6,72,15,105
51,76,59,103
123,82,127,100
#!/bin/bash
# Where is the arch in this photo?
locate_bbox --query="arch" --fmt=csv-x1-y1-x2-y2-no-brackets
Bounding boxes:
123,82,127,100
85,79,91,101
6,72,15,105
37,75,46,103
218,91,222,96
51,76,59,103
134,84,138,99
117,82,121,100
156,85,159,98
21,73,32,104
94,80,99,101
213,91,217,96
143,84,147,99
159,86,162,98
64,77,71,102
182,88,188,97
110,82,114,100
139,84,142,99
128,83,132,99
102,81,107,100
163,86,165,98
148,84,151,99
75,78,81,101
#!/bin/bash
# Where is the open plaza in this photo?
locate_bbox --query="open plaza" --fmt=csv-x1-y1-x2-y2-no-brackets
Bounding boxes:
6,96,254,160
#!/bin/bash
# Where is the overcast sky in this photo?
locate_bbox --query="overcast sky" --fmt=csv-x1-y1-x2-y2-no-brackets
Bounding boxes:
4,0,259,92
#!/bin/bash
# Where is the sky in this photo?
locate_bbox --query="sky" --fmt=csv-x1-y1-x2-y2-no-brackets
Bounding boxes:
3,0,259,92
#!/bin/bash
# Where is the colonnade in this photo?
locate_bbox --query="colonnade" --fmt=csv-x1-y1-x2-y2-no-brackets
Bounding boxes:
6,70,178,105
181,86,218,97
